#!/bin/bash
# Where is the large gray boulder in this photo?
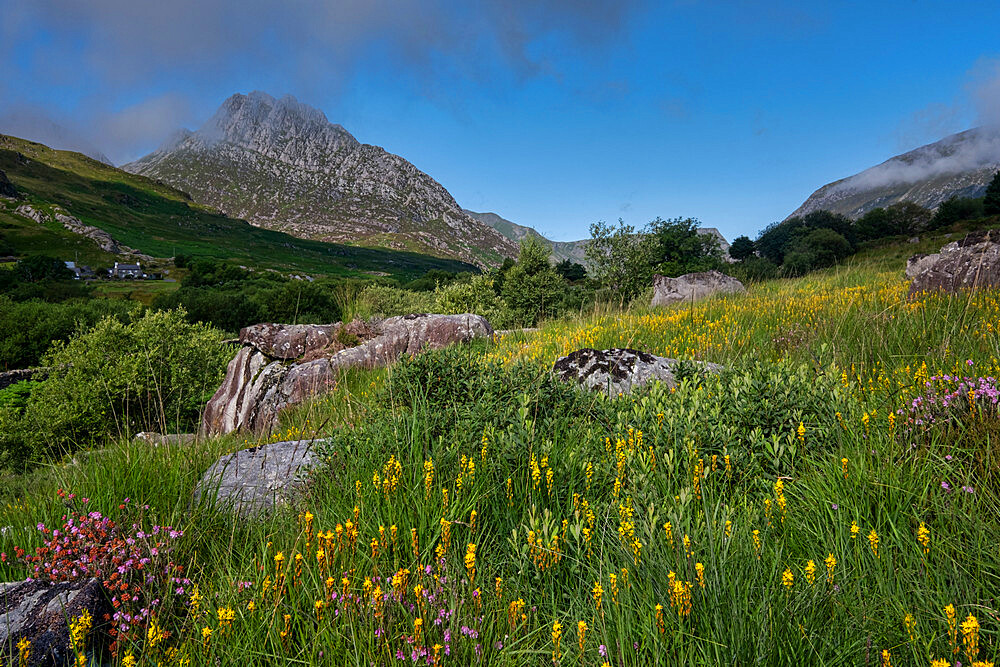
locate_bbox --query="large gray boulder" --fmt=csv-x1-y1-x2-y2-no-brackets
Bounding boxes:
552,348,722,397
651,270,745,307
192,439,318,516
203,313,494,435
907,229,1000,295
1,578,110,667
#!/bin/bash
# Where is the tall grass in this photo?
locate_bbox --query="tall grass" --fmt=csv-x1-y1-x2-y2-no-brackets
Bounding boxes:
2,261,999,666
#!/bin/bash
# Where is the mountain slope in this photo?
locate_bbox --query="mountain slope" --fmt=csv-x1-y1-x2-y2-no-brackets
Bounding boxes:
464,210,590,265
123,92,517,267
789,127,1000,219
0,134,476,279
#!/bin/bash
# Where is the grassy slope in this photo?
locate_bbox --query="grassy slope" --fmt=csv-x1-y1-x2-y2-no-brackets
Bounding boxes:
2,238,999,665
0,135,477,280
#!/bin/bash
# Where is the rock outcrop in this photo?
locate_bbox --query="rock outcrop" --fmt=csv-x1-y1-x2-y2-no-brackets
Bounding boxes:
552,348,722,397
651,270,745,307
12,203,150,259
192,439,318,516
1,578,110,667
203,313,493,435
907,229,1000,296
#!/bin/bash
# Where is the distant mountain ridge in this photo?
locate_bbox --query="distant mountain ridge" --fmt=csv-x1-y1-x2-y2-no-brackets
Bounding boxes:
463,210,590,265
465,210,732,266
123,92,517,267
789,127,1000,220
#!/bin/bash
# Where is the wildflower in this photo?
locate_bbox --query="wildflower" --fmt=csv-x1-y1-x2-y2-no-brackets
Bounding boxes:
904,612,916,642
825,553,837,583
465,543,477,582
609,573,619,604
782,568,794,590
577,620,587,652
470,509,478,532
805,560,816,584
663,520,673,545
682,534,692,557
147,618,166,647
414,617,424,646
850,521,859,539
69,609,91,667
725,520,732,537
868,529,880,558
17,638,30,667
695,562,705,588
882,649,892,667
945,604,958,654
552,619,563,661
314,600,325,620
190,583,203,614
917,522,930,555
962,614,980,660
592,581,603,611
929,659,949,667
201,626,212,650
341,577,350,597
752,529,761,559
280,614,291,647
656,603,666,633
411,527,419,558
841,457,848,479
122,654,136,667
797,422,805,443
670,579,692,617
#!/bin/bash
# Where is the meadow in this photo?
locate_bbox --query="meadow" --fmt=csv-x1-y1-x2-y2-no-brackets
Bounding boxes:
2,257,999,666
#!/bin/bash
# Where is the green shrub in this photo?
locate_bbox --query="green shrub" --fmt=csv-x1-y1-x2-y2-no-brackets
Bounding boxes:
17,308,232,462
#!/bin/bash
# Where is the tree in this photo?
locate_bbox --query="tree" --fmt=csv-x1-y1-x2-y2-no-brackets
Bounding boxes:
585,219,654,302
930,196,984,229
647,217,723,277
984,171,1000,216
554,258,588,282
728,235,756,261
501,237,566,326
15,255,74,283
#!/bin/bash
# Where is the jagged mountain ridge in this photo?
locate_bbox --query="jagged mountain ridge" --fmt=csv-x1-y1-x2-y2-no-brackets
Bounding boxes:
788,127,1000,220
123,92,517,267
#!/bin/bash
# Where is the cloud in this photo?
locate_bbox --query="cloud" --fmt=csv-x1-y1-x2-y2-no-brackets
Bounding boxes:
841,56,1000,193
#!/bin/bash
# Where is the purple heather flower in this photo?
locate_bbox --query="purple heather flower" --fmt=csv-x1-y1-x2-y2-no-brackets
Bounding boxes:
599,644,608,657
831,503,838,510
963,485,975,494
941,481,951,492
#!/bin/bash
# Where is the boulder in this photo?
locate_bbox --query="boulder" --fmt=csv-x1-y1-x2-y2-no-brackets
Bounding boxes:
907,229,1000,295
552,348,723,396
203,313,494,435
651,270,745,307
192,439,319,516
1,578,110,667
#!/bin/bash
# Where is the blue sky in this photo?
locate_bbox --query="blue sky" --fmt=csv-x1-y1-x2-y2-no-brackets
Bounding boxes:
1,1,999,243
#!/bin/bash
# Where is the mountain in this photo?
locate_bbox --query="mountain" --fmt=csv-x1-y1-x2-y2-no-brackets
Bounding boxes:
123,92,517,267
0,112,112,165
0,134,476,279
466,210,733,265
464,210,590,265
789,127,1000,220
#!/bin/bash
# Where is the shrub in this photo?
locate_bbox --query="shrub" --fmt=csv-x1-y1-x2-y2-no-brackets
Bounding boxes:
18,308,232,461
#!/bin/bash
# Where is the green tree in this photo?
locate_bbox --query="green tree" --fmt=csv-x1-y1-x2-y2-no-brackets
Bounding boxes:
728,235,756,261
984,171,1000,216
647,217,723,277
930,196,984,229
501,237,566,326
15,255,74,282
554,258,588,282
585,219,654,302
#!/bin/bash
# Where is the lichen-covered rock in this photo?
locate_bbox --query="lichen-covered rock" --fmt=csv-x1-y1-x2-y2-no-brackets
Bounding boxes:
203,313,494,435
907,229,1000,295
552,348,722,396
651,270,745,307
1,578,110,667
192,439,319,516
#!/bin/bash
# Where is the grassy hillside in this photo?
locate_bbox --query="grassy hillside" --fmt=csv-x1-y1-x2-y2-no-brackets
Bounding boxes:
0,135,477,280
2,251,998,664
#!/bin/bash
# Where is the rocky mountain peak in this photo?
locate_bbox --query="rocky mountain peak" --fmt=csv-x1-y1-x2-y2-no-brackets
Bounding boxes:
123,92,516,266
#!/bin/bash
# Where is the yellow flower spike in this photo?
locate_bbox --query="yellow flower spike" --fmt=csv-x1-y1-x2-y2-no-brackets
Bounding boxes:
782,568,794,590
868,529,880,558
577,620,587,652
962,614,980,661
592,581,603,611
804,560,816,584
882,649,892,667
551,620,563,661
917,522,930,555
17,638,31,667
695,562,705,588
465,543,477,582
850,521,859,539
752,529,761,559
841,458,849,479
655,603,666,633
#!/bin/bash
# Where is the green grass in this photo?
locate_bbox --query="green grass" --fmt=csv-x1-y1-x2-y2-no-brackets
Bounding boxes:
0,135,477,281
91,280,181,305
1,257,999,665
